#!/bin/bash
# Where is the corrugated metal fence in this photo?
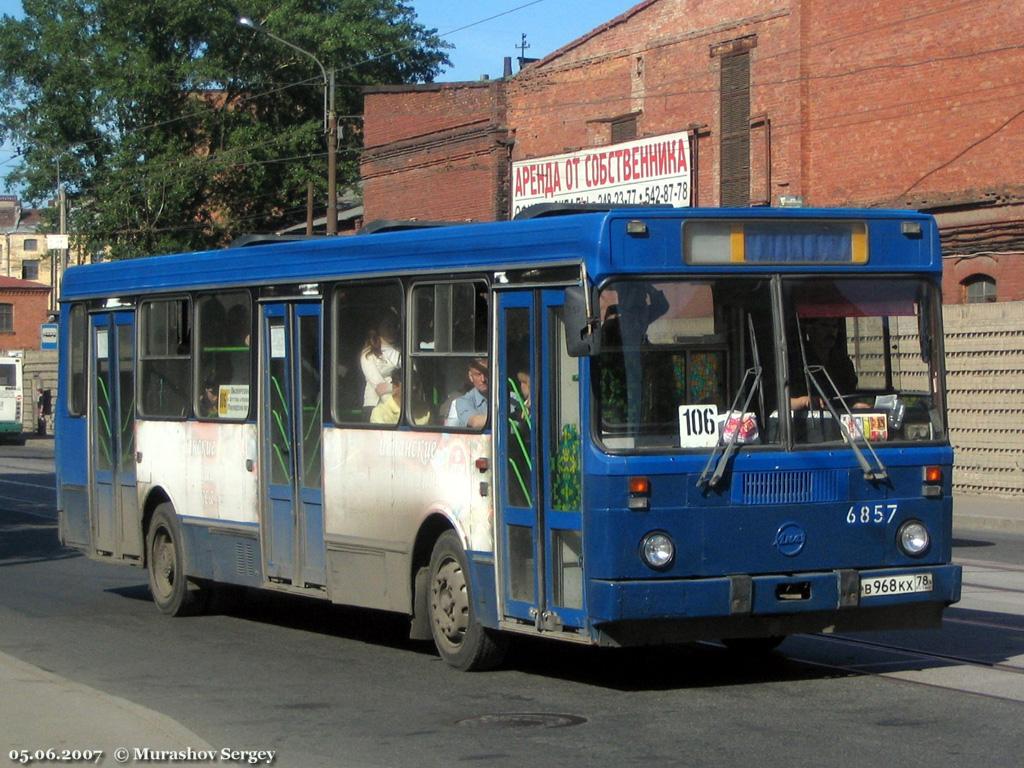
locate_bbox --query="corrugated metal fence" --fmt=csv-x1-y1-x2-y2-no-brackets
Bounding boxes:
944,301,1024,498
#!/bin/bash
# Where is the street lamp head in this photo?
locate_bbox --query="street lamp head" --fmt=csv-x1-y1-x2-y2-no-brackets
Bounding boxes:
237,16,257,29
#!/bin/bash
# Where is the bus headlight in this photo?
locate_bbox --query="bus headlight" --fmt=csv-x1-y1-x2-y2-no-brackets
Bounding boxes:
897,520,930,557
641,532,675,570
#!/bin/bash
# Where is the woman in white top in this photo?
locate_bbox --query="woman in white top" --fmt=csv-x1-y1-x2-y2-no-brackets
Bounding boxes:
360,315,401,418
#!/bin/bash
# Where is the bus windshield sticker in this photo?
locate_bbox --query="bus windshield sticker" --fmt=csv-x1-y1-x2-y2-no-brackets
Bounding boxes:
678,404,718,448
219,385,250,418
270,326,286,359
720,411,759,444
96,329,109,360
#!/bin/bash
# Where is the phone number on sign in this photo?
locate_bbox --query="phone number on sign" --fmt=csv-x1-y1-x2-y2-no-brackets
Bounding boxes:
591,181,689,206
9,750,103,765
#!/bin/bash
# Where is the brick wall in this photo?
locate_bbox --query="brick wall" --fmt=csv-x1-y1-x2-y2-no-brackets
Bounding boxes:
361,82,510,222
363,0,1024,242
943,301,1024,498
0,288,51,351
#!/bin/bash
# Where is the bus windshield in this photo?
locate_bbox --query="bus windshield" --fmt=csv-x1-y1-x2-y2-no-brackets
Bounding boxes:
783,277,945,445
595,277,945,451
0,363,17,388
595,278,778,450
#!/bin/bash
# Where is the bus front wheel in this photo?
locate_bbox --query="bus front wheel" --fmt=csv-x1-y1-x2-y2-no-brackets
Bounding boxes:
146,503,206,616
428,530,508,671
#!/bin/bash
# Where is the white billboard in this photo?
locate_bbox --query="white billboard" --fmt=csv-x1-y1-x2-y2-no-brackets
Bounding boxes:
511,130,692,218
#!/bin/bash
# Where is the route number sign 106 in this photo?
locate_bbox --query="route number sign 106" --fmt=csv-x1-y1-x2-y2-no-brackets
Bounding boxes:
679,404,718,448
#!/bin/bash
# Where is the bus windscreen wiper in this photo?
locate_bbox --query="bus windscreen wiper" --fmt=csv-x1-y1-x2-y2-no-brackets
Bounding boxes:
698,317,764,490
795,320,888,482
803,365,888,481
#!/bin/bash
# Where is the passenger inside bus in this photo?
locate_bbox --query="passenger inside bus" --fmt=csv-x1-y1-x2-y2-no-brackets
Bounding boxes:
360,313,402,420
199,379,220,418
445,358,489,428
370,368,403,425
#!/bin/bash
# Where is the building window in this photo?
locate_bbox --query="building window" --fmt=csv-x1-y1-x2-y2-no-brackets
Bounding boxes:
963,275,997,303
21,260,40,280
719,51,751,207
0,303,12,333
23,238,38,252
611,116,637,144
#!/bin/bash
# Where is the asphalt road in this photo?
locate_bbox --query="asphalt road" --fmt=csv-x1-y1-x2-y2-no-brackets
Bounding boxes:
2,438,1023,768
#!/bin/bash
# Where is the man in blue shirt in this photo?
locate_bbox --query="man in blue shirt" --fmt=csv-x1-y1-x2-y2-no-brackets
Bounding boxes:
446,358,489,429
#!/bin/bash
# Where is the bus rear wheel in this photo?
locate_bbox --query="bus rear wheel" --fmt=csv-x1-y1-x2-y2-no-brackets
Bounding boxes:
146,503,206,616
428,530,508,671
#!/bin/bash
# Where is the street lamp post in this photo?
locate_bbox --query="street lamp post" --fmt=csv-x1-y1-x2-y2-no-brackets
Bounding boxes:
238,17,337,235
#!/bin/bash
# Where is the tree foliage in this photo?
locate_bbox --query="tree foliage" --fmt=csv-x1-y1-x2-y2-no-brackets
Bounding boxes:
0,0,449,258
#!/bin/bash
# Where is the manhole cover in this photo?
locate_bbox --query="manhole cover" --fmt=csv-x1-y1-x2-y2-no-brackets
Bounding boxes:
456,713,587,729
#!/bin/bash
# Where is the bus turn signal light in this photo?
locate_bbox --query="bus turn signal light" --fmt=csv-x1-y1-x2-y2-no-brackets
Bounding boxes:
628,477,650,510
629,477,650,495
924,466,942,484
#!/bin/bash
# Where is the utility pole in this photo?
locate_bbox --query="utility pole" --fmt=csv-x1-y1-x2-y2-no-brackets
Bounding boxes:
326,69,337,235
238,18,337,235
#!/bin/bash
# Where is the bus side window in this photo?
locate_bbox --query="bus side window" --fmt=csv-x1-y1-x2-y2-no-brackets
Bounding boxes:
409,280,489,430
68,304,88,416
332,281,403,425
139,298,191,418
195,292,251,420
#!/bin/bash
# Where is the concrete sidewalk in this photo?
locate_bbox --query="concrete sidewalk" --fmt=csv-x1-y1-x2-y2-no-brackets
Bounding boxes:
0,650,211,754
954,494,1024,535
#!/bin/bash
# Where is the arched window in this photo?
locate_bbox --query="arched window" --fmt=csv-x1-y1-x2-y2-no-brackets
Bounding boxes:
963,275,997,304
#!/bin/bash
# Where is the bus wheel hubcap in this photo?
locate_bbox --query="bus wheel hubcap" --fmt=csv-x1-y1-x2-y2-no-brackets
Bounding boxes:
154,530,175,598
433,558,468,645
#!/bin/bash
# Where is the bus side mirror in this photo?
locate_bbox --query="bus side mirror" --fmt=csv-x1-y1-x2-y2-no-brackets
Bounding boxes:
564,285,601,357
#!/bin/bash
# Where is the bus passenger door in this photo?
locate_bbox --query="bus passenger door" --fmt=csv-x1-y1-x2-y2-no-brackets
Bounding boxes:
261,302,325,589
89,311,140,559
497,289,585,633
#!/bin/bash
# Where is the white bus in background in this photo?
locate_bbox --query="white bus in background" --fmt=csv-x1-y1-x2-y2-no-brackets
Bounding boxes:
0,355,24,443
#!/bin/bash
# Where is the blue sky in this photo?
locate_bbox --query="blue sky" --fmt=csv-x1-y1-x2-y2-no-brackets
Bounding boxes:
0,0,638,196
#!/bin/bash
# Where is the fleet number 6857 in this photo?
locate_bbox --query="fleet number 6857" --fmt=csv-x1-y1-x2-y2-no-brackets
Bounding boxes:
847,503,898,525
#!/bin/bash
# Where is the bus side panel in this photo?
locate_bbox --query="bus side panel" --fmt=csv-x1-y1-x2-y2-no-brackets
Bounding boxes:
322,427,493,615
56,415,90,548
180,522,263,588
136,420,259,525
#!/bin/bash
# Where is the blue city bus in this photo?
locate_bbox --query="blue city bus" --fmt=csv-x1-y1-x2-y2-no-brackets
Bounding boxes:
56,207,962,669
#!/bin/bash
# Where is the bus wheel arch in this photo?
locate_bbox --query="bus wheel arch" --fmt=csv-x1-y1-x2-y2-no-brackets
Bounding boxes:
426,529,508,671
144,497,206,616
140,487,173,567
409,513,456,641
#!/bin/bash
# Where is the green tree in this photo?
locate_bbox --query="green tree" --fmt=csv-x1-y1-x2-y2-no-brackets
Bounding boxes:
0,0,449,258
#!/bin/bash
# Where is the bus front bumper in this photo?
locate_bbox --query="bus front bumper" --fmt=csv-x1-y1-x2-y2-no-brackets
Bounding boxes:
588,564,962,629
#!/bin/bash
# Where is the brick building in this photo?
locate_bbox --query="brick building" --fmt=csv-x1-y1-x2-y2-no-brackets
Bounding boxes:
361,0,1024,303
0,276,52,352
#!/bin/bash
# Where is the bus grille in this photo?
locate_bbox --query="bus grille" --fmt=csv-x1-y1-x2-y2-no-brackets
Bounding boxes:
735,470,840,505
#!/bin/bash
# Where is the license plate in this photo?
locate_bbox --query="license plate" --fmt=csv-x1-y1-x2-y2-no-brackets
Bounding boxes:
860,572,933,598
